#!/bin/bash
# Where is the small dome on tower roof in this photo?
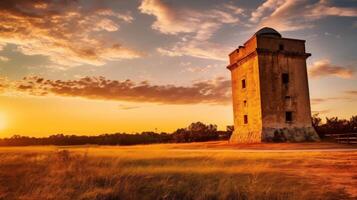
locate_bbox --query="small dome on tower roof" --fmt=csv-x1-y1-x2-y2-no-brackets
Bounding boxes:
255,27,281,38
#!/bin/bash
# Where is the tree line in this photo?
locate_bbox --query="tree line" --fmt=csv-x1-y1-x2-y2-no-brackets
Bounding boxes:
1,115,356,146
312,114,357,138
0,122,232,146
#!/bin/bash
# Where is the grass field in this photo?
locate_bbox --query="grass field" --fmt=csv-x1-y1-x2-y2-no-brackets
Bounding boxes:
0,142,356,200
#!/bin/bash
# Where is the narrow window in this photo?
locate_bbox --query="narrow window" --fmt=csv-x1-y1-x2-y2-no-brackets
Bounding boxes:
242,79,246,89
282,73,289,84
279,44,284,51
243,100,247,107
244,115,248,124
285,112,293,122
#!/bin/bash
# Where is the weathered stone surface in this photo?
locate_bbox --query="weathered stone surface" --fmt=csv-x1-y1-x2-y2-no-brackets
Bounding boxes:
262,127,320,142
227,27,320,143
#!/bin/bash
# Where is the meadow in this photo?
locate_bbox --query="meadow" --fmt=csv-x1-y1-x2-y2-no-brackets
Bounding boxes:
0,142,356,200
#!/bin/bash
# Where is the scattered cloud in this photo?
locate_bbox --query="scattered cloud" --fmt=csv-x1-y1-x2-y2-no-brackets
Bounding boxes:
311,98,326,105
308,0,357,18
324,32,341,39
0,0,142,68
310,96,353,105
0,77,9,92
157,47,184,57
139,0,239,35
345,90,357,96
157,42,228,61
223,3,245,15
1,76,232,105
139,0,197,35
140,0,243,61
309,59,355,79
118,104,141,110
0,43,5,51
181,64,219,73
250,0,284,23
251,0,357,31
147,0,357,60
0,56,9,62
312,109,330,114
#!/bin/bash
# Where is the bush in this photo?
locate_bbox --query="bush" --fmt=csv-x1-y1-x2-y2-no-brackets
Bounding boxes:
312,114,357,138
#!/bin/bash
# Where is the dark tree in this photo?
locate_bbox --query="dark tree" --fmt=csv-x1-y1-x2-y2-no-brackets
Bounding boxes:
0,122,231,146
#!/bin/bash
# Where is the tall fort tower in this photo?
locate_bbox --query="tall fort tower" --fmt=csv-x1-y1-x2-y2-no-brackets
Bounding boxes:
228,27,320,143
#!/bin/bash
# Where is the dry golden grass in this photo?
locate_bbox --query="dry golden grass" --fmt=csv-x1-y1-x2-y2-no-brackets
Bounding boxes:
0,142,356,200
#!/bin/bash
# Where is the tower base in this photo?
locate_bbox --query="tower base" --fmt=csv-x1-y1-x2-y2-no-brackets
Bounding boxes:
229,127,320,143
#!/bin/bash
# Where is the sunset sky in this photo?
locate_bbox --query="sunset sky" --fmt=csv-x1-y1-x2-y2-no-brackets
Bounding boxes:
0,0,356,137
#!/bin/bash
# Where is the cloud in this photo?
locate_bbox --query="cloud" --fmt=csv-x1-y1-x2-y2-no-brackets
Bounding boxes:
309,59,355,79
308,0,357,18
157,47,184,57
96,9,134,23
312,109,330,114
223,3,245,15
251,0,357,31
139,0,242,61
2,76,231,105
157,42,227,61
250,0,284,23
118,104,141,110
345,90,357,96
181,63,219,73
139,0,239,35
139,0,196,35
0,56,9,62
94,18,120,32
0,0,141,68
0,77,10,92
310,97,353,105
0,43,5,51
310,98,326,105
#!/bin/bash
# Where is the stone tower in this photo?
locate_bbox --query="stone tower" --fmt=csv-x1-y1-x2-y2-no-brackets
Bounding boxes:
227,27,320,143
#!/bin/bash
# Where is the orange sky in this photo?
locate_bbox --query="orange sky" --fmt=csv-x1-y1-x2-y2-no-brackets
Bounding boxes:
0,94,232,137
1,88,357,137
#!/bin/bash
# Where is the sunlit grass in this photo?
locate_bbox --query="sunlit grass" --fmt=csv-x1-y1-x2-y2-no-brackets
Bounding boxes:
0,142,356,200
